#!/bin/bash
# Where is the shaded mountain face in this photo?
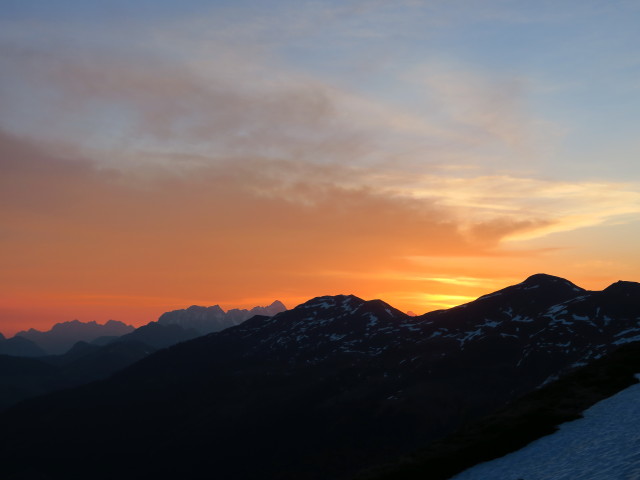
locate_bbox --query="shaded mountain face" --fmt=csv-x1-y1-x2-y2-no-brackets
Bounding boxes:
156,300,287,334
0,302,286,410
15,319,134,355
416,274,640,386
0,334,46,357
114,322,201,349
359,341,640,480
0,340,155,411
1,275,639,480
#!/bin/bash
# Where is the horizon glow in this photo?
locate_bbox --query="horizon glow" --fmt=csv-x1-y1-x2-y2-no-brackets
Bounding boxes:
2,0,640,335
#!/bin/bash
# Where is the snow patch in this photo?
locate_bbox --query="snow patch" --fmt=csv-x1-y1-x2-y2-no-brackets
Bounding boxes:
614,328,639,338
547,304,568,315
451,379,640,480
366,314,379,328
500,333,518,339
613,334,640,345
481,319,500,328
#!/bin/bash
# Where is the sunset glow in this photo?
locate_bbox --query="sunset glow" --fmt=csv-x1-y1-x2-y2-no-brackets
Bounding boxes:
2,1,640,335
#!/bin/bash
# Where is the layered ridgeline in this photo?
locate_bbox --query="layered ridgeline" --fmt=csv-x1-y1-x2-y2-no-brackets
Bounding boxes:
15,319,135,355
0,333,45,357
1,275,640,480
157,300,287,334
0,301,287,411
96,300,287,350
3,300,288,356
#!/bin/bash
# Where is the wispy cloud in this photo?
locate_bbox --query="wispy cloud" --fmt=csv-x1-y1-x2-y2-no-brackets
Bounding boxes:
0,2,549,175
367,173,640,241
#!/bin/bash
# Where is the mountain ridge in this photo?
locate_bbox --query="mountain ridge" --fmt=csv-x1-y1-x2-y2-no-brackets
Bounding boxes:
0,274,639,479
156,299,287,334
15,319,135,355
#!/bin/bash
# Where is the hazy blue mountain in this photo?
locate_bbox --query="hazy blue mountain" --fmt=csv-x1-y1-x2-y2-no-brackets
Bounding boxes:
114,322,201,349
16,319,134,355
0,354,58,411
0,339,156,411
90,335,122,346
157,300,286,334
0,334,46,357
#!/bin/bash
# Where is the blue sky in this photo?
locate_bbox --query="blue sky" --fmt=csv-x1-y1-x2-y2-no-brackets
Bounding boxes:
3,0,640,179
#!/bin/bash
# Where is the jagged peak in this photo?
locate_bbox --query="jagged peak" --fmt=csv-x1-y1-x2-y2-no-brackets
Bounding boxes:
105,319,131,327
185,305,225,313
51,319,86,330
18,319,132,336
269,300,287,309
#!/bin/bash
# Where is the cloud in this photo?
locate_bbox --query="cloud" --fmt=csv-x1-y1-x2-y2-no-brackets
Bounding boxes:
0,42,362,160
4,125,636,331
365,172,640,241
0,130,544,309
6,123,566,326
0,6,546,175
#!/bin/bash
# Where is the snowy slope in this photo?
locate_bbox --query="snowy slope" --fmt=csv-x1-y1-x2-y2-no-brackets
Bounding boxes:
451,375,640,480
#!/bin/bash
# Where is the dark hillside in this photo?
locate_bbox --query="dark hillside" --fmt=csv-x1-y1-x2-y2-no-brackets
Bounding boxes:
357,341,640,480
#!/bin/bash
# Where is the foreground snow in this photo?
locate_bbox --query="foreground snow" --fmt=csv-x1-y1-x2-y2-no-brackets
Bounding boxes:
451,375,640,480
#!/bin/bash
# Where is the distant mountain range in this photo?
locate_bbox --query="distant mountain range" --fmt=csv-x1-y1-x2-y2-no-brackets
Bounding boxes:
0,333,45,357
0,274,639,479
15,319,134,355
0,301,288,410
157,300,287,334
3,300,288,356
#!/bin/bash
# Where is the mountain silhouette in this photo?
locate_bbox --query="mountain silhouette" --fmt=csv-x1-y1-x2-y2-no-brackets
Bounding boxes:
113,322,201,349
15,319,134,355
157,299,287,334
0,275,639,479
0,300,287,410
0,334,46,357
0,340,156,411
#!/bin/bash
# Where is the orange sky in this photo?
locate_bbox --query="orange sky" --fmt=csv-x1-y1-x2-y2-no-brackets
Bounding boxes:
1,129,638,335
2,1,640,336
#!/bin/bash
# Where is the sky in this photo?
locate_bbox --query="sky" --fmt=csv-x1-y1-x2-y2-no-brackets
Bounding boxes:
2,0,640,335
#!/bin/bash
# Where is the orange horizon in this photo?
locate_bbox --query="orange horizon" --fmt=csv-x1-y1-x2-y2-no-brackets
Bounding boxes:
3,2,640,343
0,272,629,337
